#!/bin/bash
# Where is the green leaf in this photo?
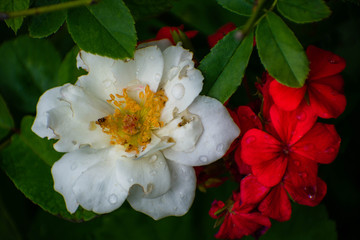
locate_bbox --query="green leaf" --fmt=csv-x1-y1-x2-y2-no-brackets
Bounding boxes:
277,0,331,24
261,204,337,240
0,95,14,141
67,0,136,59
123,0,175,20
256,12,309,87
0,36,61,114
0,0,30,34
217,0,254,16
55,46,85,85
0,116,96,221
28,0,66,38
199,30,254,103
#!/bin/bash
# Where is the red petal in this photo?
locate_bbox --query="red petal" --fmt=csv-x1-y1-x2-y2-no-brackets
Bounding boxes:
240,175,271,205
251,155,288,187
313,74,344,92
308,81,346,118
233,212,272,235
307,45,346,80
269,80,307,111
241,129,282,165
236,106,262,137
285,177,327,206
185,30,198,39
285,154,318,187
234,146,252,175
270,104,317,145
258,184,292,222
292,123,341,164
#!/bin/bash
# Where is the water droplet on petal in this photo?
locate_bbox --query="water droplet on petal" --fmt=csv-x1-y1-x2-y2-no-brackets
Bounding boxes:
179,192,185,199
328,55,340,64
296,111,307,121
149,155,158,163
325,147,335,154
171,83,185,100
154,73,161,81
304,186,316,200
245,136,256,144
294,160,300,167
103,80,112,88
216,144,224,153
108,194,118,204
199,156,208,163
71,163,78,170
128,178,134,183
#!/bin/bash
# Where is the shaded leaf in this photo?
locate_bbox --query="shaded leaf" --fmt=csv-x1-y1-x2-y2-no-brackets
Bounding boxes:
256,12,309,87
67,0,136,59
261,204,337,240
277,0,331,24
0,116,96,221
28,0,66,38
124,0,175,20
0,36,61,114
55,46,85,85
0,95,14,141
0,0,30,34
217,0,254,16
199,30,254,103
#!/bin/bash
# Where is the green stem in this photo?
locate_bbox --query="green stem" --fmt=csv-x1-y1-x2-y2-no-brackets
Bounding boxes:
0,0,99,20
241,0,267,36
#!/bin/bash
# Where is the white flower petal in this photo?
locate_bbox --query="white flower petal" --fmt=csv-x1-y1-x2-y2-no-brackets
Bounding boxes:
156,111,203,152
162,96,240,166
134,46,164,92
127,160,196,220
32,86,66,139
47,85,112,152
72,159,128,214
51,147,109,213
114,150,171,199
160,46,203,122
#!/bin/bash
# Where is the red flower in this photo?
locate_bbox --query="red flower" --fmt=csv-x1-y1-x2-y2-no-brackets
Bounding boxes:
212,193,271,239
155,25,198,45
241,104,341,187
269,45,346,118
240,174,327,222
208,23,237,48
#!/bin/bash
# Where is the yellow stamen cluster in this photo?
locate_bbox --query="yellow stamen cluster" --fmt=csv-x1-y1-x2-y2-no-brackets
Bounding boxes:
96,85,167,153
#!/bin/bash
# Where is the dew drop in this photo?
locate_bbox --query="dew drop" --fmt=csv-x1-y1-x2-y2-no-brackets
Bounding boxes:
216,144,225,153
149,154,158,163
304,186,316,200
103,79,112,88
179,192,185,199
154,73,161,81
245,136,256,144
296,111,306,121
71,163,78,170
325,147,335,154
128,178,134,183
328,55,340,64
108,194,118,204
199,155,208,163
171,83,185,100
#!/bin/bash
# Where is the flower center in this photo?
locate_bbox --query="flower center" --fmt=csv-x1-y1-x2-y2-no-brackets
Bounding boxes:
96,85,167,153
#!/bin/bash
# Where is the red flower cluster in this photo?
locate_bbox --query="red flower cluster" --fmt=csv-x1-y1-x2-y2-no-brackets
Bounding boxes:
208,46,345,239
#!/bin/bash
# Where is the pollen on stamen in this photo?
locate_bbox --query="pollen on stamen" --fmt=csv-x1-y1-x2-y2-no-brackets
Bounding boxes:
96,85,168,153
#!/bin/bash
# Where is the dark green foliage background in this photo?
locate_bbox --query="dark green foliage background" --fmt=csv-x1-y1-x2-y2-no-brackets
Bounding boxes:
1,0,359,239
